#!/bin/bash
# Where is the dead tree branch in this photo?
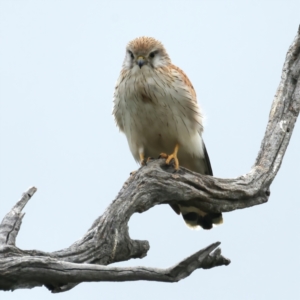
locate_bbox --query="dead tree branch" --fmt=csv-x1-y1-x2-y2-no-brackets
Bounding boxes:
0,27,299,293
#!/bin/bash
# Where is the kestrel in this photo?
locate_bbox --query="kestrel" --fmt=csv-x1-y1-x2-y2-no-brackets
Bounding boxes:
113,37,223,230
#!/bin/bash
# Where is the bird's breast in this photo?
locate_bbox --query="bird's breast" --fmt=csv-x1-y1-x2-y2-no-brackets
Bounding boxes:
114,67,203,162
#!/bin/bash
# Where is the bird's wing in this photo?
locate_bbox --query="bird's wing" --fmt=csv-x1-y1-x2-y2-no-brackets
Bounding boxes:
202,139,213,176
170,64,197,102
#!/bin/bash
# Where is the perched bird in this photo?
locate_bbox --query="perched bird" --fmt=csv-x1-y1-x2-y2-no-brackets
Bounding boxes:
113,37,222,229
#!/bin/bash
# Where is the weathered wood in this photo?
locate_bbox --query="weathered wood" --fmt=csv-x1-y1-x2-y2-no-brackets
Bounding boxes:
0,241,229,292
0,27,299,293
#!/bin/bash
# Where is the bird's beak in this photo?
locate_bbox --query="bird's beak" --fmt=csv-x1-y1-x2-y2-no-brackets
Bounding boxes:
137,56,145,68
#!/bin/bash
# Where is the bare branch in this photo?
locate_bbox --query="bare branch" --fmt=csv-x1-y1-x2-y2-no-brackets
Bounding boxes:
0,27,299,293
0,187,37,246
0,242,229,292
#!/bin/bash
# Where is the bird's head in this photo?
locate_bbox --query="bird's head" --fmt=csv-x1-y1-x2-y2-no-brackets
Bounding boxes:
123,37,171,70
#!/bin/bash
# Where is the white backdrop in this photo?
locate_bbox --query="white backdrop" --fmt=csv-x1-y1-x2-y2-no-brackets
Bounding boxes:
0,1,299,299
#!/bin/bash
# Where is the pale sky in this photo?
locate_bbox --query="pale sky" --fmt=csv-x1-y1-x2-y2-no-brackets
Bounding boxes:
0,1,299,299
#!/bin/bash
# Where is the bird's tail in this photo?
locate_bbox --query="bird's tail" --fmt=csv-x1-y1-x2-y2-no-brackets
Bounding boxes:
182,212,223,230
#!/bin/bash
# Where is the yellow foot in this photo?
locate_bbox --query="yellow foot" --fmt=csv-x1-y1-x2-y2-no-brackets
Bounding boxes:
146,157,153,163
159,153,168,159
159,144,180,170
140,153,153,166
139,153,146,166
139,153,153,166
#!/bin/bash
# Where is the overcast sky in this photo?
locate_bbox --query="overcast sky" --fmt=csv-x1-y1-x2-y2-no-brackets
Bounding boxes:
0,1,299,299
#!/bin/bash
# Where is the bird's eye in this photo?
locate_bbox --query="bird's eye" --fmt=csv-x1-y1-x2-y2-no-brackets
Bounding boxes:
149,51,156,58
128,51,134,59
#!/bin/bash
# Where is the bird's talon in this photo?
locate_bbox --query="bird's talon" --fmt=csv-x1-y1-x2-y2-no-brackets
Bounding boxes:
159,153,168,159
172,157,179,170
139,153,147,166
140,156,153,166
146,157,154,163
165,155,174,165
159,145,180,170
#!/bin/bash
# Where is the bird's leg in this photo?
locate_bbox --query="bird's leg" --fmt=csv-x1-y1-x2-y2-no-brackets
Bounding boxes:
165,143,179,170
160,143,180,170
139,152,146,166
139,152,154,165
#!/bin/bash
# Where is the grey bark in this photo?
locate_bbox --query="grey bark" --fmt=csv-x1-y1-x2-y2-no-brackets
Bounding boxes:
0,27,299,293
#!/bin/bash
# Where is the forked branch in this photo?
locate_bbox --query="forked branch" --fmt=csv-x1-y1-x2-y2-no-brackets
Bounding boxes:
0,27,299,293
